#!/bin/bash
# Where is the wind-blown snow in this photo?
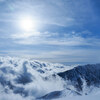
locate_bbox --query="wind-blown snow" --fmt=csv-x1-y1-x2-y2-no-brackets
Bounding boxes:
0,56,100,100
0,56,71,99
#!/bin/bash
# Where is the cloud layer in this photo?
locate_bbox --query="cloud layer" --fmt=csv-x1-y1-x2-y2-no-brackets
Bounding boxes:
0,0,100,64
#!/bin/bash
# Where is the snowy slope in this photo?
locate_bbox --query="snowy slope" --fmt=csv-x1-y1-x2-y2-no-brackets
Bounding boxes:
58,64,100,92
0,56,100,100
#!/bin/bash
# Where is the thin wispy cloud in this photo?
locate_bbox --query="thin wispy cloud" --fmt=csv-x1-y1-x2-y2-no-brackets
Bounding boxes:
0,0,94,26
11,31,100,47
1,48,100,64
0,0,100,64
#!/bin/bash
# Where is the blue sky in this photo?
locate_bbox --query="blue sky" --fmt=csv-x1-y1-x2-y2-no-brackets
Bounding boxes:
0,0,100,64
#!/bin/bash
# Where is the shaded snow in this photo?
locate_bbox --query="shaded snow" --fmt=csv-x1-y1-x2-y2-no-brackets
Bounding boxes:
57,94,100,100
0,56,100,100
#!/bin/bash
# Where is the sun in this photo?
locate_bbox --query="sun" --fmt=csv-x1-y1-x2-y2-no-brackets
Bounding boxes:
19,16,34,31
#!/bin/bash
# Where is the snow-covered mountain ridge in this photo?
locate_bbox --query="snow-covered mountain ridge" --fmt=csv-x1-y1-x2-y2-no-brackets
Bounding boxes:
58,64,100,91
0,56,100,100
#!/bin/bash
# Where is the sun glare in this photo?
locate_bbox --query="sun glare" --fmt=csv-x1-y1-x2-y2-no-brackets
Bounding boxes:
19,16,34,31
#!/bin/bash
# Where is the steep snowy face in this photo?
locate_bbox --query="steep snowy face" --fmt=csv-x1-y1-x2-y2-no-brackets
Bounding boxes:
58,64,100,92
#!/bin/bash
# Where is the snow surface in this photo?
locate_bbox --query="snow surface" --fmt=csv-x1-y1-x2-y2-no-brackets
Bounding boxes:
0,56,100,100
57,95,100,100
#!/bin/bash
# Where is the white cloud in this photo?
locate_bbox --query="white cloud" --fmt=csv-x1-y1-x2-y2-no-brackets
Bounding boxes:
0,0,94,26
12,31,41,39
11,31,100,47
1,47,100,64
